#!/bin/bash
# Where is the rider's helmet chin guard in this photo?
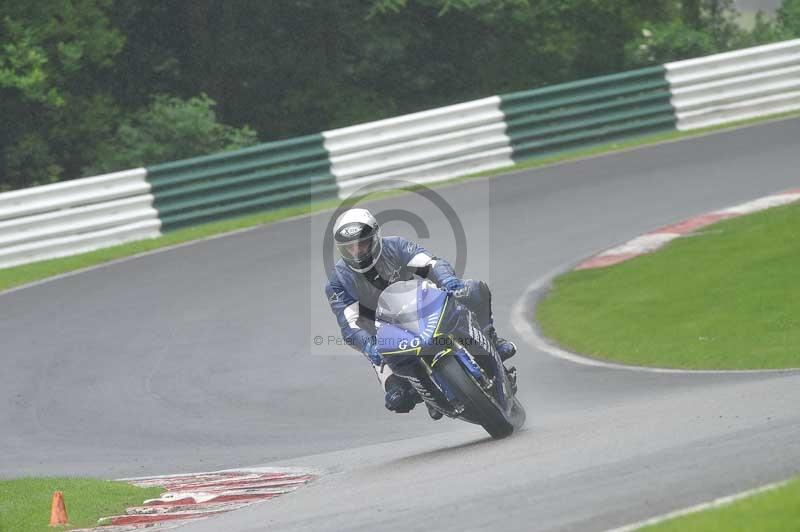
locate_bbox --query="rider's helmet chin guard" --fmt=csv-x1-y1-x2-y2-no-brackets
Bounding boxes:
333,208,383,272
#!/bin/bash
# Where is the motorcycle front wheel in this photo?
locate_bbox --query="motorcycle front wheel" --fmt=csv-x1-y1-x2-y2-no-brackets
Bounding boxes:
436,355,515,439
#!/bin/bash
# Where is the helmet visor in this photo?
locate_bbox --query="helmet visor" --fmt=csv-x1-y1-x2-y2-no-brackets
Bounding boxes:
336,234,380,267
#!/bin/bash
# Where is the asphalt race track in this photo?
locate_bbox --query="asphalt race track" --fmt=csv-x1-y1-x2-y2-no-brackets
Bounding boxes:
3,118,800,531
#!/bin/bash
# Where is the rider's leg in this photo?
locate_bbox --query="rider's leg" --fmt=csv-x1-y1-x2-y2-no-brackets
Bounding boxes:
372,361,421,413
456,279,517,361
372,361,393,389
376,360,443,420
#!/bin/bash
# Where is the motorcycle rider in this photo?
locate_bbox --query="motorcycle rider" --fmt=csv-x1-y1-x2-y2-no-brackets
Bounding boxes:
324,208,516,417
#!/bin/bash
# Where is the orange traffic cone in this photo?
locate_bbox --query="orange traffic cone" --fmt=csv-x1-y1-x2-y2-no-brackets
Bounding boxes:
49,491,69,527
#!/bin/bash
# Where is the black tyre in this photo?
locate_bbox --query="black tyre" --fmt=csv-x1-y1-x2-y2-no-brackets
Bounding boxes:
509,396,526,431
437,356,514,439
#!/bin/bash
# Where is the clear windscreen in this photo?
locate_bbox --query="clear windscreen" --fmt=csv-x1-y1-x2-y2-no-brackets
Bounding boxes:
376,280,421,334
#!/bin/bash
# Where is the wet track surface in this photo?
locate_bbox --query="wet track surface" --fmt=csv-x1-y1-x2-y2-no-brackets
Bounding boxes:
3,118,800,531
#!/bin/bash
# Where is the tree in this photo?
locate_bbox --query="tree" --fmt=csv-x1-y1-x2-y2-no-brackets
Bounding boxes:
623,0,757,67
0,0,124,189
0,1,258,190
86,94,257,174
624,21,716,66
4,0,790,192
777,0,800,36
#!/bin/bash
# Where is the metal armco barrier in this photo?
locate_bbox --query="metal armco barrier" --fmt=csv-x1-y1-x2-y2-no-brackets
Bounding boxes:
500,66,676,162
666,39,800,130
146,134,338,231
322,97,513,198
3,39,799,269
0,169,160,269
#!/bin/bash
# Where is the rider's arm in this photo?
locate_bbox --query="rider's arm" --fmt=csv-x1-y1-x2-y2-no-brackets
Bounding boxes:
324,277,380,363
399,237,463,291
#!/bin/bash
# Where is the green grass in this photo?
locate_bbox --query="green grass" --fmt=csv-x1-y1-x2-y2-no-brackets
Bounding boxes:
1,110,799,295
537,201,800,370
639,478,800,531
0,477,163,532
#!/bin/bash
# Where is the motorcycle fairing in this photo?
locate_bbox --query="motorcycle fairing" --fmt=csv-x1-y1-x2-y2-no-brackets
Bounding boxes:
376,280,448,357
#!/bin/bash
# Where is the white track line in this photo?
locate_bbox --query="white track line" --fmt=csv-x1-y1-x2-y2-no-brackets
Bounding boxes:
510,189,800,378
510,265,800,374
604,478,794,532
508,265,800,375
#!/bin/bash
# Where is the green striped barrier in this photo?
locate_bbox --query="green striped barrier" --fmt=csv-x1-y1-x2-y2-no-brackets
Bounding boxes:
144,66,678,230
3,40,796,268
139,41,800,233
500,66,676,162
146,134,338,231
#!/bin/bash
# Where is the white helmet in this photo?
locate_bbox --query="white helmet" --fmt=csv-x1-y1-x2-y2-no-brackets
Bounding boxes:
333,208,382,272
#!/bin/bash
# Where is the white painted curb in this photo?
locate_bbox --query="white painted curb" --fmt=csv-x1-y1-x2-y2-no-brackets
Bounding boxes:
511,188,800,374
71,467,319,531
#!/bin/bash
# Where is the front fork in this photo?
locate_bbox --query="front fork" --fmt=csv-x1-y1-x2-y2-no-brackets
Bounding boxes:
437,306,513,412
424,341,495,416
416,353,464,416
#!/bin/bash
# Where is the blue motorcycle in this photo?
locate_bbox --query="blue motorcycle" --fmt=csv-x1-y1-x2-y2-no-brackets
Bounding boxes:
376,279,526,439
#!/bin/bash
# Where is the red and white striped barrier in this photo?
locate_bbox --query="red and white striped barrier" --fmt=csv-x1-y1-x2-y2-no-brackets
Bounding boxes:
577,188,800,270
72,467,317,531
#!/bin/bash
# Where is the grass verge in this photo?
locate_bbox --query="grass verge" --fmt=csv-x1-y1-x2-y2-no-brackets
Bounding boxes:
537,201,800,370
638,477,800,531
2,111,799,295
0,477,163,532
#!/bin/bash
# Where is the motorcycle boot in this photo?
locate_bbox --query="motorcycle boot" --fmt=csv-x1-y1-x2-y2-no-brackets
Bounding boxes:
384,375,422,413
483,324,517,361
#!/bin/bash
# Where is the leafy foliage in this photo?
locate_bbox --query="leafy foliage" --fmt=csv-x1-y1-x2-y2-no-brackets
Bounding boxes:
624,22,717,66
0,0,794,191
87,94,257,174
778,0,800,36
621,0,769,66
3,133,62,191
0,0,125,188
